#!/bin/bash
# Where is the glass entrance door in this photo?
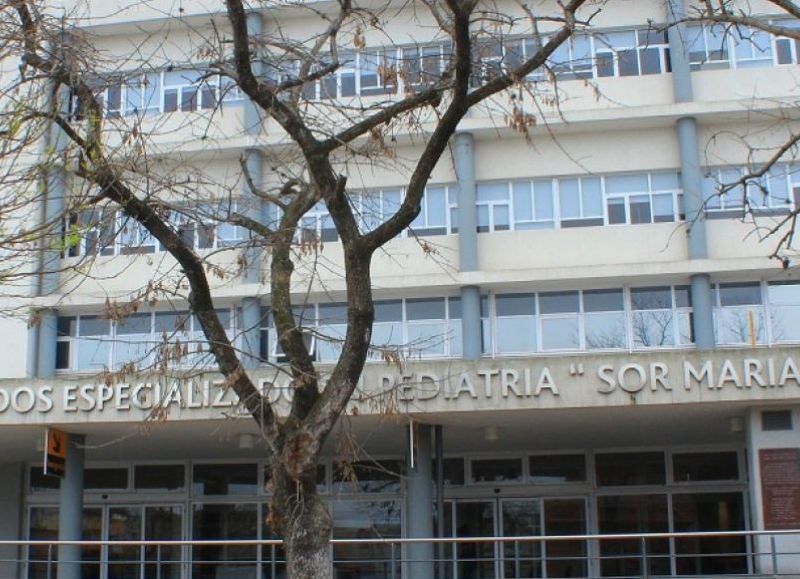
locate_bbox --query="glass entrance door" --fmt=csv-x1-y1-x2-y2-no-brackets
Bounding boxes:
447,497,587,579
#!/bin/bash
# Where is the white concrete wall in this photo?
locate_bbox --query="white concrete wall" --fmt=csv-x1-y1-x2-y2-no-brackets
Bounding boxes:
747,405,800,575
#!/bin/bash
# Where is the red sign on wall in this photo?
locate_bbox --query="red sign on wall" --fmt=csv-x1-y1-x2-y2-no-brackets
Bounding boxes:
760,448,800,530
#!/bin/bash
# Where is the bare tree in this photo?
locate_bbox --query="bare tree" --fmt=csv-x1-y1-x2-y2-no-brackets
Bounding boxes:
0,0,600,575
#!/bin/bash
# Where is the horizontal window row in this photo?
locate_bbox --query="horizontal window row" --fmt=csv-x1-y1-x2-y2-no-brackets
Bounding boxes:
52,280,800,372
75,18,800,119
29,449,740,495
61,164,800,258
29,459,403,495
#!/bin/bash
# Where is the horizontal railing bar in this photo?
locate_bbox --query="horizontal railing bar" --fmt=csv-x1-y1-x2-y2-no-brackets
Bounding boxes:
10,528,800,546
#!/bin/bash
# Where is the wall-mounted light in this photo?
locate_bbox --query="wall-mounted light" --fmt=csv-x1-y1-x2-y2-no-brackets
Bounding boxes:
238,433,256,450
484,426,499,442
729,416,745,433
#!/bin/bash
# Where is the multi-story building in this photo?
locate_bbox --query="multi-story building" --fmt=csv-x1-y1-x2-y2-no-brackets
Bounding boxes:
1,0,800,577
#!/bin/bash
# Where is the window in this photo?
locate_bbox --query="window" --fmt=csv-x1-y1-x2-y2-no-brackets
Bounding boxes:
84,467,129,490
769,281,800,342
630,285,693,348
29,466,59,492
558,177,604,227
56,309,236,372
512,180,555,229
762,409,793,431
731,26,774,68
495,294,537,354
529,454,586,484
595,452,666,486
595,29,670,77
332,460,403,493
687,24,731,69
470,458,524,483
299,202,337,243
606,173,680,225
134,464,186,491
714,282,765,345
583,289,626,350
705,165,794,214
672,452,739,482
192,463,258,495
547,34,593,79
411,186,451,236
775,20,800,65
539,291,580,350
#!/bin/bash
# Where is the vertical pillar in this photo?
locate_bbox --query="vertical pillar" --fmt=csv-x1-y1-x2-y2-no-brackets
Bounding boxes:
454,133,482,360
434,425,445,579
406,423,434,579
455,133,477,272
41,166,67,297
0,463,23,579
666,0,715,349
57,434,85,579
240,297,262,369
244,12,264,135
243,148,265,285
36,310,58,379
27,321,39,378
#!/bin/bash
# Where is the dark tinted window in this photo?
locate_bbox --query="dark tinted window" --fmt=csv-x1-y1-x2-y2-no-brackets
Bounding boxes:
672,452,739,482
471,458,523,483
134,464,185,491
529,454,587,484
192,463,257,495
84,467,128,490
596,452,666,486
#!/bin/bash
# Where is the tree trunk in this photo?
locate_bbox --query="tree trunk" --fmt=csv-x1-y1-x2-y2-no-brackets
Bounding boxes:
272,465,333,579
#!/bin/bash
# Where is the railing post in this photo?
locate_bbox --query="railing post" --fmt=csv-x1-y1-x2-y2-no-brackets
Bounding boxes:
156,544,162,579
771,535,779,578
390,541,397,579
46,543,53,579
640,536,649,579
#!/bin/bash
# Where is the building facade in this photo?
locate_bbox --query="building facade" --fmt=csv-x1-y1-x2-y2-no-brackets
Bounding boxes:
2,0,800,577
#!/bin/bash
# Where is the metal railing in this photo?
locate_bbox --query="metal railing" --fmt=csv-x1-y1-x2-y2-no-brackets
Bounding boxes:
6,529,800,579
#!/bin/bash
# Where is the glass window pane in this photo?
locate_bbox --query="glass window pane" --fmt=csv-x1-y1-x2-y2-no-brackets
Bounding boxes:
512,182,533,221
651,172,680,191
332,460,402,493
533,180,554,220
332,500,401,579
605,174,649,194
632,311,675,348
374,300,402,322
85,467,128,490
652,194,674,222
581,178,603,216
607,197,626,224
134,464,185,491
529,454,586,484
79,317,110,336
672,452,739,482
116,313,152,335
477,183,508,202
426,187,447,226
192,503,257,577
629,195,652,224
718,282,762,306
318,303,348,324
585,312,626,349
495,293,536,316
496,317,537,354
583,289,623,312
539,291,579,314
631,287,672,310
471,458,523,483
558,179,580,219
541,317,579,350
544,499,587,578
192,463,257,495
596,452,666,486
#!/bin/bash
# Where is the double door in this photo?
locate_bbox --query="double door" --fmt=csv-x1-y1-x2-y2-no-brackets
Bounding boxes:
28,504,183,579
443,497,587,579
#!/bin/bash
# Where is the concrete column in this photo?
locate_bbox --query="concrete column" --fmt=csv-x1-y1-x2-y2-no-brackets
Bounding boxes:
406,423,434,579
243,148,265,285
690,274,716,350
460,286,482,360
454,133,477,272
240,297,262,369
454,133,482,360
41,165,66,298
666,0,715,349
36,309,58,379
0,463,24,578
27,321,39,378
244,12,264,135
57,434,85,579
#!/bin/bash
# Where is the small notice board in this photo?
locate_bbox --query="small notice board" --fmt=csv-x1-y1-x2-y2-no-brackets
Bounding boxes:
760,448,800,529
44,428,67,478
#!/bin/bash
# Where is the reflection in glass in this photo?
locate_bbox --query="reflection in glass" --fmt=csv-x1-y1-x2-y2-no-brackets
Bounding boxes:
192,503,257,579
332,500,401,579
